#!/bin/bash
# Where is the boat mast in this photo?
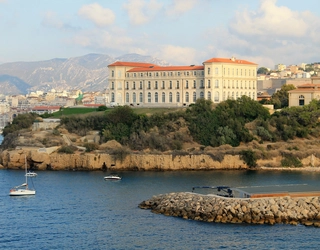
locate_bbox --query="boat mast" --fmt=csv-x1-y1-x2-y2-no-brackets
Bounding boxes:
25,155,28,187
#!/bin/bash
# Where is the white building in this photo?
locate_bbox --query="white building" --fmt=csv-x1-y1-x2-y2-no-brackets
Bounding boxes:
108,57,258,107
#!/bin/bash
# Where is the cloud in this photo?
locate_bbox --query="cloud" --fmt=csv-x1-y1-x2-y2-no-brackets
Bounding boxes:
123,0,162,25
205,0,320,67
229,0,315,39
165,0,197,17
155,45,198,65
78,3,115,27
42,11,65,29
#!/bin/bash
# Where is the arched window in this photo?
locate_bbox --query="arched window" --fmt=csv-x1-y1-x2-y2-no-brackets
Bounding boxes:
155,92,158,103
133,93,136,103
299,95,305,106
186,92,189,102
193,92,196,102
126,93,129,102
207,91,211,100
176,92,180,102
200,91,204,99
162,92,165,102
139,92,143,102
148,92,151,103
214,91,219,102
169,92,173,102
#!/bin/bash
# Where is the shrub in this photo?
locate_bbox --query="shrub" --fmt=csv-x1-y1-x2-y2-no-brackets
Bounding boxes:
83,142,99,152
240,149,257,168
58,145,77,154
281,154,302,168
110,147,130,163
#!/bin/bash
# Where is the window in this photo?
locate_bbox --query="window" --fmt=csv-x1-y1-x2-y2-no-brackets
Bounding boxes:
111,70,114,77
193,71,197,76
215,80,219,88
133,93,136,103
139,92,143,102
176,92,180,102
162,92,165,102
111,82,114,90
186,92,189,102
133,82,136,90
156,72,159,77
140,81,142,89
169,81,172,89
299,95,305,106
126,93,129,102
207,91,211,100
177,72,181,76
186,80,189,89
134,73,136,77
149,73,152,77
155,81,158,89
193,80,196,88
148,92,151,103
200,92,204,99
214,91,219,102
200,80,204,88
162,81,165,89
163,72,166,77
111,93,115,102
169,92,173,102
155,92,158,103
176,81,179,89
208,67,211,75
193,92,196,102
208,80,211,88
148,81,151,89
126,82,129,90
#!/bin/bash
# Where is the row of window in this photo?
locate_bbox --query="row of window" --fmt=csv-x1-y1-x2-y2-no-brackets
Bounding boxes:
111,67,256,78
111,80,256,91
111,91,256,103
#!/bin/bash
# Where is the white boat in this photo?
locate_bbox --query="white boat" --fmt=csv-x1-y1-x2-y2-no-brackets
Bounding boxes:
9,156,36,196
104,175,121,180
25,171,37,177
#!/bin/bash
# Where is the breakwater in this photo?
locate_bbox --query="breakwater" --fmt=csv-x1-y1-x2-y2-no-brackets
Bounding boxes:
139,192,320,227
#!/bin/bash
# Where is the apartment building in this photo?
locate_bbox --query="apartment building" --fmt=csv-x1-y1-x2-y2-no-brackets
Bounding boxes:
107,57,258,107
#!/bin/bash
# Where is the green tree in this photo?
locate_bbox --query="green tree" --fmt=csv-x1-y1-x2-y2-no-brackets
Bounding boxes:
257,67,269,75
270,84,295,109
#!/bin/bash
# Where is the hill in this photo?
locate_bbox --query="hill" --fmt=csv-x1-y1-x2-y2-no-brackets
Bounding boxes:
0,53,169,95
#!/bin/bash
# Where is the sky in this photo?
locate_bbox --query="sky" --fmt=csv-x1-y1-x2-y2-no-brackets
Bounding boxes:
1,0,320,68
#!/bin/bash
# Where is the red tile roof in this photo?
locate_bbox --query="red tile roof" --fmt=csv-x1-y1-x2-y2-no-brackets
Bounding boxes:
204,57,257,65
128,65,204,72
108,61,157,67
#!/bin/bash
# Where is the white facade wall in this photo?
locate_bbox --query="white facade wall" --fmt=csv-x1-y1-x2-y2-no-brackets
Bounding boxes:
108,59,257,107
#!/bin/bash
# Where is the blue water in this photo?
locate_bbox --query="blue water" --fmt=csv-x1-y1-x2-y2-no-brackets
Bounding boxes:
1,169,320,249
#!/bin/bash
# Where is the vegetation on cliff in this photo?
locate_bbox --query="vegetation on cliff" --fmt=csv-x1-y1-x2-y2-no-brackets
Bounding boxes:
3,95,320,168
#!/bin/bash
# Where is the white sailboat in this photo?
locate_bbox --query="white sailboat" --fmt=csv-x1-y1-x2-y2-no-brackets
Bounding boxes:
9,155,36,196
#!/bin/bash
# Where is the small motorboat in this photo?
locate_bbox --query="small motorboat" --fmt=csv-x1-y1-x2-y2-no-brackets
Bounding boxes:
25,171,37,177
104,175,121,181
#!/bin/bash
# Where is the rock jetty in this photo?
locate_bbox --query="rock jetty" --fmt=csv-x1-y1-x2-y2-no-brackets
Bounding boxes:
139,192,320,227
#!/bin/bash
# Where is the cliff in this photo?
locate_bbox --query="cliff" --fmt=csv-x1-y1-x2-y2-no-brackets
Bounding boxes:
0,146,319,171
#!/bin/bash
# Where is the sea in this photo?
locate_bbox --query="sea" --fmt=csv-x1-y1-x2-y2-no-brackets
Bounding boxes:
1,169,320,250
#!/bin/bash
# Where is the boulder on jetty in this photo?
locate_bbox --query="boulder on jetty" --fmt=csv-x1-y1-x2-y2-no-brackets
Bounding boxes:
139,192,320,227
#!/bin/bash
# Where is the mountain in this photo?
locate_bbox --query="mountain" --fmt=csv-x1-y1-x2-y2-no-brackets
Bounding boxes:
0,53,169,95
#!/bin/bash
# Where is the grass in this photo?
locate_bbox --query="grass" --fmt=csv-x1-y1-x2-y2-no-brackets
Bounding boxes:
50,106,184,117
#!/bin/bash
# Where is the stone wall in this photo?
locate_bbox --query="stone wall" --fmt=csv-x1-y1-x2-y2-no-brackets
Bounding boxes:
139,192,320,227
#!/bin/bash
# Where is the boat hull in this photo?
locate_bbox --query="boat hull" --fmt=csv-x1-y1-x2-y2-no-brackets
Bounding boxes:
9,189,36,196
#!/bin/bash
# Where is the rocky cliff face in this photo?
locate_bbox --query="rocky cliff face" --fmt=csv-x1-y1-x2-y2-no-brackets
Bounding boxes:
0,147,319,171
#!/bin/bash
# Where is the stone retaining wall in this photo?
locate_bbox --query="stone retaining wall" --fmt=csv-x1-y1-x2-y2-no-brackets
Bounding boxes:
139,192,320,227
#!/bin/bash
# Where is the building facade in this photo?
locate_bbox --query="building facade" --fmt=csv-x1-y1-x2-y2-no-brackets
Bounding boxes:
288,83,320,107
107,57,258,107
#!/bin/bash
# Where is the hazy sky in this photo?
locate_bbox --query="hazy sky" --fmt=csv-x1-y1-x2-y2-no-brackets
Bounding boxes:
1,0,320,68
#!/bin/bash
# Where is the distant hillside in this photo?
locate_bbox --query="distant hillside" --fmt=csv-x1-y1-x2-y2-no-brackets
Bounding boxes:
0,53,169,95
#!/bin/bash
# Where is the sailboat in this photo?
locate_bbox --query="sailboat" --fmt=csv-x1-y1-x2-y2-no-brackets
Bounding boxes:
9,155,36,196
